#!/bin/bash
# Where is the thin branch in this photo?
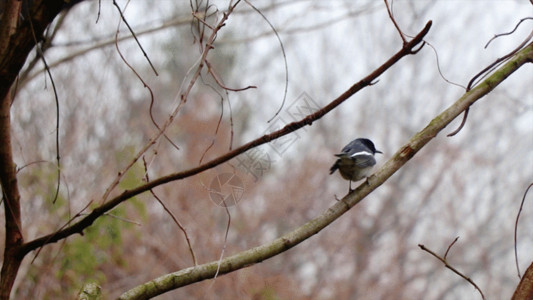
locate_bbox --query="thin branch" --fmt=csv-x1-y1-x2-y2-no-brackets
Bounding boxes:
112,2,180,161
15,9,70,92
142,157,197,266
16,160,48,173
198,93,223,165
181,1,242,104
100,213,142,226
30,199,93,264
448,29,533,137
198,65,237,161
485,17,533,48
96,0,102,23
419,243,485,300
514,183,533,279
244,0,288,123
443,236,459,260
468,31,533,91
384,0,407,44
206,60,256,92
446,107,469,137
192,12,215,30
227,86,235,150
112,0,158,76
100,0,240,205
21,14,194,86
214,198,231,280
203,195,233,297
425,41,466,90
27,6,61,204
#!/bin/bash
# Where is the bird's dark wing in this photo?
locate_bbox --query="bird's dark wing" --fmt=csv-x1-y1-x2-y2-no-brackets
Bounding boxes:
351,153,376,168
341,139,370,155
340,139,360,154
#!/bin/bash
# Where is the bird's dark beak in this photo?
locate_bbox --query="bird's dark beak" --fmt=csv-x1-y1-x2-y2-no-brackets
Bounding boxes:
375,150,383,154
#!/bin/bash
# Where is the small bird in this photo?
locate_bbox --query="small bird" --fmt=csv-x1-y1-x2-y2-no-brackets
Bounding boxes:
330,138,382,192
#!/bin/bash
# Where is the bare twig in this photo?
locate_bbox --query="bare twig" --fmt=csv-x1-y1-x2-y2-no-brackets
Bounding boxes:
214,199,231,279
96,0,102,23
446,107,469,137
26,6,61,204
112,0,158,76
468,31,533,91
425,42,466,90
142,157,197,266
100,213,142,226
30,199,94,264
22,14,194,86
101,1,242,206
198,92,224,165
198,59,250,163
227,87,235,150
485,17,533,48
514,182,533,279
384,0,407,44
15,160,48,173
443,236,459,260
419,243,485,300
205,60,256,92
112,4,180,151
192,12,215,30
244,0,288,123
15,9,70,92
181,0,242,105
448,28,533,137
202,195,232,297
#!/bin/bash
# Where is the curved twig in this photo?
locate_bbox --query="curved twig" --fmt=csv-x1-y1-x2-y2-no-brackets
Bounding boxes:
419,243,485,300
112,0,158,76
244,0,289,123
485,17,533,48
447,107,469,137
142,157,197,266
448,28,533,137
425,41,466,90
26,6,61,204
110,2,181,194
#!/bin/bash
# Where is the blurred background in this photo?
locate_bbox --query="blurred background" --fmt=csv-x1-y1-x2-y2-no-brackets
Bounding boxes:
4,0,533,299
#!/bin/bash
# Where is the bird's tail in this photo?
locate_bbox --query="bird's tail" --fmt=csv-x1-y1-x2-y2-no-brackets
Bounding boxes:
329,163,338,174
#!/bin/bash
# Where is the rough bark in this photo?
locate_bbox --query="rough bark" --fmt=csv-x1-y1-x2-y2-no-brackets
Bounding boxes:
0,1,83,298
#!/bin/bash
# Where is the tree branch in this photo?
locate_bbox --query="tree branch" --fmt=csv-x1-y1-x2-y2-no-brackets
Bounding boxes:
0,1,86,298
